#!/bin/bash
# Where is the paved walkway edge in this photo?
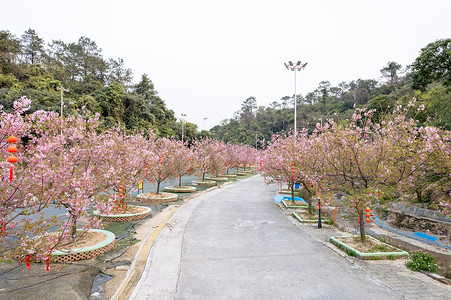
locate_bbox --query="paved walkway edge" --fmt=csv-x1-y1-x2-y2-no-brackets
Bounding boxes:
111,179,245,300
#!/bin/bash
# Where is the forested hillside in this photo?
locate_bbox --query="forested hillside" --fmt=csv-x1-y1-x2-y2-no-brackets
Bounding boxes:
212,39,451,147
1,30,449,147
0,28,181,137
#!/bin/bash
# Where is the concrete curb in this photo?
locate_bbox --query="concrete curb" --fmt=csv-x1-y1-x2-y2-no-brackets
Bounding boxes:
330,236,409,260
111,175,254,300
292,211,330,224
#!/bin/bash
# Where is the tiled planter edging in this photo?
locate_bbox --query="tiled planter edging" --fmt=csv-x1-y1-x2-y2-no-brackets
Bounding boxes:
206,177,228,182
233,172,247,176
282,200,308,209
192,180,217,186
136,192,179,203
330,235,409,260
163,186,196,193
219,174,237,178
292,211,330,224
93,205,152,222
51,229,116,263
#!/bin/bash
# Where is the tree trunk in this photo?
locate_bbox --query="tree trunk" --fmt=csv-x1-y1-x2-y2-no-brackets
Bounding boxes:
202,172,205,181
359,210,366,243
71,219,77,238
179,175,182,187
291,181,295,204
156,181,161,194
416,189,422,203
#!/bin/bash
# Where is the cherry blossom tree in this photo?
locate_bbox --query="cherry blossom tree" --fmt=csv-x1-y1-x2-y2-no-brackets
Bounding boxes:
146,137,178,194
192,138,214,181
171,140,194,187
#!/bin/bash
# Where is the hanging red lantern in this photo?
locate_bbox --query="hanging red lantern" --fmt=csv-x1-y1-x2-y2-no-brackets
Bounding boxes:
119,186,124,205
146,162,149,178
0,222,6,237
291,163,295,180
365,207,371,222
6,136,18,181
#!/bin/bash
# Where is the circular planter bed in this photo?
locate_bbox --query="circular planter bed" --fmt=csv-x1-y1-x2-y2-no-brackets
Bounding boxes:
219,174,237,178
136,192,179,203
93,205,152,222
330,235,408,260
164,186,196,193
206,177,228,182
51,229,116,263
192,180,217,186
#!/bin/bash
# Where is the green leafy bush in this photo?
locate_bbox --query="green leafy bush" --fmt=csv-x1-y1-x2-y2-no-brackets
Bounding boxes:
406,251,439,273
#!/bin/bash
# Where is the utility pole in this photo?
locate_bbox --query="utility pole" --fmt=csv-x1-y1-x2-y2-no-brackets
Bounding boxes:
57,86,70,118
57,86,69,136
181,113,187,142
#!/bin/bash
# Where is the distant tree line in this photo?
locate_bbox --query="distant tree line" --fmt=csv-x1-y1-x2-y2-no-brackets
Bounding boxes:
0,28,203,138
211,39,451,147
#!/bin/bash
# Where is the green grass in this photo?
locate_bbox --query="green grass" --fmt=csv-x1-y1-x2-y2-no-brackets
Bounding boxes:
406,251,439,273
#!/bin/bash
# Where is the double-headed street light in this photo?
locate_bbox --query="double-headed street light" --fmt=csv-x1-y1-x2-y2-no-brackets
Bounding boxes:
284,61,307,133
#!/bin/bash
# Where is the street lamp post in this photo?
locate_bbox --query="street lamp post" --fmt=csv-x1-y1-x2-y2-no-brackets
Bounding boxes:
181,113,187,142
203,117,207,131
284,61,307,133
255,132,258,149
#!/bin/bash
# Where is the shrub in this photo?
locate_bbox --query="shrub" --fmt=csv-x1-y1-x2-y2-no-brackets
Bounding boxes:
406,251,439,273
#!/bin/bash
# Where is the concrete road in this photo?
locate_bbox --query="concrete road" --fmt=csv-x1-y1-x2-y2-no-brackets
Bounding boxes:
131,175,404,299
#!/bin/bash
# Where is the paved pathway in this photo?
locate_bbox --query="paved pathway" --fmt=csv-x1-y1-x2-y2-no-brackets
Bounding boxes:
131,175,451,299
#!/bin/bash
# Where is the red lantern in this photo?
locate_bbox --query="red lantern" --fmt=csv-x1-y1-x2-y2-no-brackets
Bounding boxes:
0,222,6,237
119,186,124,205
365,207,370,222
7,136,18,144
6,136,18,181
7,146,17,154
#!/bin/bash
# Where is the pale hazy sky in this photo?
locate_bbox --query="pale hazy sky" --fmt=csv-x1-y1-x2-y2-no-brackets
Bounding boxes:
1,0,450,129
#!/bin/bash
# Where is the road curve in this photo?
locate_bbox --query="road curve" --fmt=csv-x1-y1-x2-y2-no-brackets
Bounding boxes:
131,175,403,299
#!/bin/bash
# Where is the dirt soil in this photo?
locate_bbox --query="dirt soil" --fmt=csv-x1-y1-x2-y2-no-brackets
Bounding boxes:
57,231,107,250
337,236,396,253
139,192,176,199
295,211,318,220
109,205,147,215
